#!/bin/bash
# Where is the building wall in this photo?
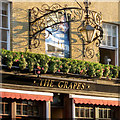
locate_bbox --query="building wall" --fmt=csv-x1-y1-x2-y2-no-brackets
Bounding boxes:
11,1,120,63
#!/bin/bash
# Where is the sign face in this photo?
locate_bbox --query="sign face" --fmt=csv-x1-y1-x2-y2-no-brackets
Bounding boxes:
34,79,90,90
45,14,69,58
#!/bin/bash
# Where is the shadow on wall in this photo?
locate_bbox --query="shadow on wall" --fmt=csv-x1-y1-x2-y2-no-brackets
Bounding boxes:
12,8,45,51
12,8,29,51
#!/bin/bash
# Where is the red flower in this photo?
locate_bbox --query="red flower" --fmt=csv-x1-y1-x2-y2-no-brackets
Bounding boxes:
58,69,60,72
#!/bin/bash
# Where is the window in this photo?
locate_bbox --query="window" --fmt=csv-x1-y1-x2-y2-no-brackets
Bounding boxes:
45,14,70,58
75,106,94,119
100,23,119,66
97,107,111,119
0,1,10,50
0,102,10,115
101,23,118,48
16,100,40,116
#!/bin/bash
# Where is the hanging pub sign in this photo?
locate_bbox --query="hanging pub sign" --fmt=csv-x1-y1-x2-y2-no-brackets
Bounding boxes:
33,79,90,90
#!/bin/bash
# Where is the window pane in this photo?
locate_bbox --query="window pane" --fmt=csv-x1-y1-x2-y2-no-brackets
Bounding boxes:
107,25,111,36
75,108,79,117
5,103,9,114
1,42,7,49
80,108,84,117
0,2,2,14
2,104,4,114
91,109,94,118
113,37,116,47
108,110,111,118
0,15,2,27
2,16,8,28
2,29,7,41
102,34,106,45
104,109,107,118
16,105,21,115
99,109,103,118
28,105,33,115
107,36,111,46
2,3,8,15
23,105,27,115
85,108,89,117
112,26,116,36
33,106,39,116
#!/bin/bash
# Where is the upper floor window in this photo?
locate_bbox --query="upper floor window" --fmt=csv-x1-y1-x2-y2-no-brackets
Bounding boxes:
101,23,118,48
45,14,70,58
0,1,10,50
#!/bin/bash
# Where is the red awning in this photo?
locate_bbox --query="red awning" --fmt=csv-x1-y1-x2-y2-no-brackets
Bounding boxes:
73,98,120,106
70,94,120,106
0,88,53,102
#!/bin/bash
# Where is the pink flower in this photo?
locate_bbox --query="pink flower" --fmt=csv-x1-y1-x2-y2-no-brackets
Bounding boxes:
58,69,60,72
60,66,62,68
21,55,23,58
80,70,83,73
15,59,19,62
97,70,100,72
37,66,41,70
37,71,41,74
42,67,44,70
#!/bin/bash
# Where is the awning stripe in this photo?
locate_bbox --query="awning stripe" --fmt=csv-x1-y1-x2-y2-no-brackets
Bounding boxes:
70,94,120,106
0,88,53,101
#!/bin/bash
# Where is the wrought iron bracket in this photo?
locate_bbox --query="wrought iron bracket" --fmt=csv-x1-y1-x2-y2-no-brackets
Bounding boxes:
29,3,103,59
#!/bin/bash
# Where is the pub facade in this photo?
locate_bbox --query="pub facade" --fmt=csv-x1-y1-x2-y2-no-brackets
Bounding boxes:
1,0,120,120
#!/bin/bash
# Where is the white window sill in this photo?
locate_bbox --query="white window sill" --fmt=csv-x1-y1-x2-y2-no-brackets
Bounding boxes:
99,45,118,50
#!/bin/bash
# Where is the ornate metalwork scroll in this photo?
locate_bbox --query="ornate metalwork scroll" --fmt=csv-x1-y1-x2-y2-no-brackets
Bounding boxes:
29,3,103,59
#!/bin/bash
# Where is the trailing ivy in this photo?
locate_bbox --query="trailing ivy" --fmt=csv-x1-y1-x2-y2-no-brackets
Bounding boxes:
1,49,120,79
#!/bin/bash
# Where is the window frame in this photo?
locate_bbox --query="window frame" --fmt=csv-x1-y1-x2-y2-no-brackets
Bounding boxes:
100,23,118,49
0,101,10,116
96,107,111,119
100,22,119,66
75,106,94,119
0,1,10,50
16,100,40,117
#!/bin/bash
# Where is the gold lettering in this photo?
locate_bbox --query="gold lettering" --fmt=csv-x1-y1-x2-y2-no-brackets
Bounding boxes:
68,82,73,89
64,81,68,89
58,81,64,88
77,83,82,90
40,79,44,87
73,82,78,89
81,83,86,90
43,79,47,86
47,80,50,87
50,80,54,87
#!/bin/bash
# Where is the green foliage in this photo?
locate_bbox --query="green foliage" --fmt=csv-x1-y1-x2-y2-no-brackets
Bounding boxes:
1,49,120,79
19,55,27,70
